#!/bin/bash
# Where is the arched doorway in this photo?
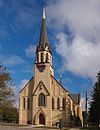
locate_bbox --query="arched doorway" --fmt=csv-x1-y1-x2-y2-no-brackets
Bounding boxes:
39,113,45,125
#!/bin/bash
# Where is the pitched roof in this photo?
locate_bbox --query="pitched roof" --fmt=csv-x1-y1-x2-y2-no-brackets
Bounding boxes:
51,75,80,105
51,75,68,93
20,77,34,93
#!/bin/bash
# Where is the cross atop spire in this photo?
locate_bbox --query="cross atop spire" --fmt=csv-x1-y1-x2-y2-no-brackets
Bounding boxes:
43,8,46,19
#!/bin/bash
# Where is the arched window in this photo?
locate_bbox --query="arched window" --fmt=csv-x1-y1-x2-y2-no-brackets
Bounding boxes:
23,98,25,109
46,53,48,62
62,97,66,110
52,98,54,109
41,53,43,62
27,98,30,109
57,98,60,109
39,93,46,106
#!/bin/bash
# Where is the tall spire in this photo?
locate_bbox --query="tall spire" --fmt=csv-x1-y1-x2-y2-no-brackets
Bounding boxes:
36,9,52,54
39,8,48,48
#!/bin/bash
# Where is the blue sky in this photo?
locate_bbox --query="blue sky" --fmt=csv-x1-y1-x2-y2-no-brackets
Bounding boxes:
1,0,100,107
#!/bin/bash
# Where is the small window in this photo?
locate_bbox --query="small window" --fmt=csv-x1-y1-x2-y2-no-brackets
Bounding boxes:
23,98,25,109
27,98,30,109
57,98,60,109
62,97,66,110
41,53,43,62
46,53,48,62
52,98,54,109
39,93,46,106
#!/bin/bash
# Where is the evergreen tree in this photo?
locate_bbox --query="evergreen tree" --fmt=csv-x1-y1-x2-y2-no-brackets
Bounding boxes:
89,71,100,127
0,63,18,123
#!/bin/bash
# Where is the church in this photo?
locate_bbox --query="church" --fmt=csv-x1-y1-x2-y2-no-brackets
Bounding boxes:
19,10,83,127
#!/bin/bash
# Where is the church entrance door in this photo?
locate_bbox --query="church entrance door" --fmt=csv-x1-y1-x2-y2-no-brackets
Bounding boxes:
39,113,45,125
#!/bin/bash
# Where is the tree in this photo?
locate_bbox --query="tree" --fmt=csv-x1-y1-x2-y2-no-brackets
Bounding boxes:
0,63,18,123
89,71,100,127
0,63,15,105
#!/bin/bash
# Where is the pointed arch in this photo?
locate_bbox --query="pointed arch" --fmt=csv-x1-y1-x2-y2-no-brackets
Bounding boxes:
39,93,46,106
39,113,45,125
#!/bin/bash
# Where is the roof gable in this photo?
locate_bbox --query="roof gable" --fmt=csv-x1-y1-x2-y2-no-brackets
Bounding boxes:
33,80,50,96
35,107,46,117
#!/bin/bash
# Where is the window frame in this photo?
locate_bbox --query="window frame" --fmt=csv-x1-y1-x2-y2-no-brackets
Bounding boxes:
46,53,48,62
62,97,66,110
41,53,43,63
27,98,30,109
57,98,60,109
23,97,25,109
52,98,54,109
38,93,46,106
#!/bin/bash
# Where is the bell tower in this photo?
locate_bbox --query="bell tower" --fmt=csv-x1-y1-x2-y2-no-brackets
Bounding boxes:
36,9,52,66
34,9,54,90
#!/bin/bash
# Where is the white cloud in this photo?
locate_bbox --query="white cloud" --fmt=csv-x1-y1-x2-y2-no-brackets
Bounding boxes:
0,55,25,66
46,0,100,79
25,45,36,57
56,33,100,79
13,79,29,108
81,97,86,111
18,79,29,90
81,96,91,111
15,79,29,107
46,0,100,39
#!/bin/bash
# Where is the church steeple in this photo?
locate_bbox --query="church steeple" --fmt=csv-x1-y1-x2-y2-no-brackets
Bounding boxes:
35,9,54,76
36,9,52,54
39,9,48,48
